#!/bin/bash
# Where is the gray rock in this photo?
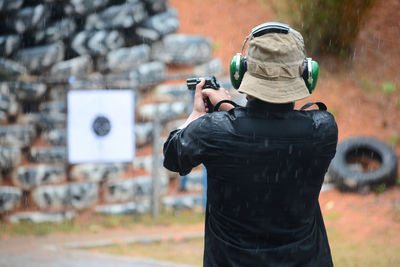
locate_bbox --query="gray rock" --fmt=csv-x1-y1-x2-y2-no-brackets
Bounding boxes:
14,164,67,190
0,186,22,213
127,61,166,89
219,78,234,90
135,8,179,42
85,1,148,30
104,175,168,203
64,0,109,16
0,35,21,57
0,58,28,77
0,81,47,101
69,163,129,183
34,18,77,44
139,101,189,121
0,89,19,122
98,44,150,73
165,119,186,133
33,184,69,210
13,82,47,101
141,0,168,14
68,182,98,210
9,4,50,34
68,73,108,90
19,113,66,131
133,155,165,174
181,170,205,191
0,0,23,12
32,182,98,210
135,122,153,147
39,101,67,114
95,201,150,215
42,128,66,146
29,146,67,163
13,42,65,74
0,83,18,117
0,111,6,124
0,92,8,112
154,83,191,102
8,211,76,223
152,34,212,65
133,155,153,173
47,85,67,102
50,55,93,78
0,125,36,148
162,194,203,210
105,61,166,89
0,146,20,171
193,58,224,77
71,30,125,56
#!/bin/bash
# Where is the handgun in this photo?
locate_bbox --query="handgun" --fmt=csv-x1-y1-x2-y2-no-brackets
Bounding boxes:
186,76,220,91
186,76,220,113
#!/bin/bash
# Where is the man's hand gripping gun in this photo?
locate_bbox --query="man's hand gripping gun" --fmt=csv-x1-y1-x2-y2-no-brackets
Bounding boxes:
186,76,220,113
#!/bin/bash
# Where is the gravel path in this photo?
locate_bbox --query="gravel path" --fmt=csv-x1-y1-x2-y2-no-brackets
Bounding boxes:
0,225,204,267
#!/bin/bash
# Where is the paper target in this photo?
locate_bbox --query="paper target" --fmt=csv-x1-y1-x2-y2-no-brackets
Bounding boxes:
67,90,135,163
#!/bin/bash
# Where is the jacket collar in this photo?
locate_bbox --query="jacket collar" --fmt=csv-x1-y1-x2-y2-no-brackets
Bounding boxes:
246,99,294,113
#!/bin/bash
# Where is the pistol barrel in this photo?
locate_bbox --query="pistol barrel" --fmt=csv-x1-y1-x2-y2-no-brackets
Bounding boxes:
186,76,220,90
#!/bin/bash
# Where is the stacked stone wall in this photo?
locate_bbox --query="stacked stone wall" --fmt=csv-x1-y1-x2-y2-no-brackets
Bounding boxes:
0,0,227,222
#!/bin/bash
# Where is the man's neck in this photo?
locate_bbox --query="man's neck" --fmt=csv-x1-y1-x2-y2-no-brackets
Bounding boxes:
246,98,295,112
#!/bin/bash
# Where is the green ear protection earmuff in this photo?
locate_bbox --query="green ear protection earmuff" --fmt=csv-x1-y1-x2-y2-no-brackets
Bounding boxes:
229,22,319,94
302,57,319,94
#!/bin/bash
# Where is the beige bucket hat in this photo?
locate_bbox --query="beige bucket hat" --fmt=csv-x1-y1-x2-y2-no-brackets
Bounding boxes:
238,30,310,103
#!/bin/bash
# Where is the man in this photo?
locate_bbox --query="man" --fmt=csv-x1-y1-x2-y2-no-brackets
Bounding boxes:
163,22,338,266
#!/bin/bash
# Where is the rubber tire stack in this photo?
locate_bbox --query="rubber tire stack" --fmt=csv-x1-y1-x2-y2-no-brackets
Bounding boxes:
328,136,398,193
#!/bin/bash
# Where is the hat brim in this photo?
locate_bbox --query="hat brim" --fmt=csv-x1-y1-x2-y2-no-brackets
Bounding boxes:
237,72,310,103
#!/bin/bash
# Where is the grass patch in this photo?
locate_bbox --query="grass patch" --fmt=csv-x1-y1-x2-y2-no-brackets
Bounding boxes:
289,0,377,56
212,41,222,52
381,81,397,95
88,215,400,267
1,219,81,237
0,210,205,237
388,133,400,147
359,77,377,93
392,202,400,222
324,212,341,222
375,183,387,194
3,207,400,266
328,108,339,117
89,237,204,267
327,226,400,267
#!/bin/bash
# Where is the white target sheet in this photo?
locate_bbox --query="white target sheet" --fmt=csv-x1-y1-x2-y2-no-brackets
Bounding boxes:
67,90,135,163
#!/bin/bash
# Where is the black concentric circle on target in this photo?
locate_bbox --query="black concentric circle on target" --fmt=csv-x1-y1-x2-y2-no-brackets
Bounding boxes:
92,115,111,137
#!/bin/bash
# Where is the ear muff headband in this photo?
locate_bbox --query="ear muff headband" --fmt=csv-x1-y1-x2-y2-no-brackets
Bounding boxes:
230,22,319,93
241,22,291,55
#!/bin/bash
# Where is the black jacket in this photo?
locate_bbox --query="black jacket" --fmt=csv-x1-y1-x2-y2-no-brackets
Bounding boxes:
163,99,338,267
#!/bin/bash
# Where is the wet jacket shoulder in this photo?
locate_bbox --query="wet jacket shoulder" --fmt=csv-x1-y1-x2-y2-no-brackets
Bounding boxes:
163,100,338,176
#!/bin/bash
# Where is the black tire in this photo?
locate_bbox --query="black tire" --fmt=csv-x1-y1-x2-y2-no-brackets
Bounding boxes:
328,136,398,192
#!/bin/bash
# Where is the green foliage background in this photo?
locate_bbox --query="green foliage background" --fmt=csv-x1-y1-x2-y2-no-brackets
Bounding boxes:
286,0,377,56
